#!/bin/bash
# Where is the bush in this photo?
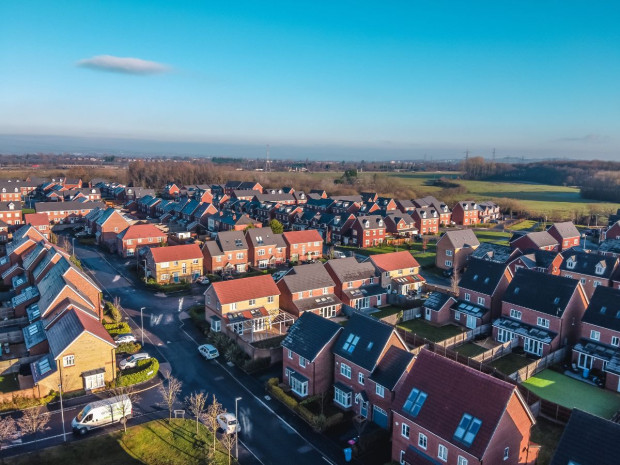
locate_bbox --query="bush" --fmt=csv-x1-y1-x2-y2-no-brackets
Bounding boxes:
104,321,131,336
144,279,191,293
0,390,58,412
116,342,142,355
105,301,123,323
116,358,159,387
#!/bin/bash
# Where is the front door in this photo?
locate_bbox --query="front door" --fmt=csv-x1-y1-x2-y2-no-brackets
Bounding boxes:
425,308,431,321
466,315,477,329
173,272,179,283
360,402,368,418
376,295,382,306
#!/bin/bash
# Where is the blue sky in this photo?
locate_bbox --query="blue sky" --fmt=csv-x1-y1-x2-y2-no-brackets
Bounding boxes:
1,1,619,159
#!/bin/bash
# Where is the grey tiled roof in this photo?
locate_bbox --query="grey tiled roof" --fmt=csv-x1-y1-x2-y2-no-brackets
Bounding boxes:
424,292,453,311
548,221,580,239
217,230,248,251
560,250,617,278
281,263,335,293
440,229,480,249
325,257,376,283
458,260,508,295
581,286,620,332
282,312,342,362
369,346,413,391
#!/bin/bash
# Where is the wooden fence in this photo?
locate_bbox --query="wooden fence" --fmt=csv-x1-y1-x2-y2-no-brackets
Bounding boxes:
509,348,568,383
0,328,23,344
0,316,27,328
470,339,517,363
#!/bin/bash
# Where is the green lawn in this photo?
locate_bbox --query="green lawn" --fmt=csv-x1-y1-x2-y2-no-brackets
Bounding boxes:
522,369,620,419
398,319,465,342
10,419,235,465
530,417,565,465
506,220,537,231
0,374,20,393
336,243,437,268
371,306,403,320
473,229,512,245
489,353,534,375
454,342,488,358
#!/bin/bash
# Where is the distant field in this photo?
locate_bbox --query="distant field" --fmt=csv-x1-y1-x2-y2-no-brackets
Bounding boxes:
473,229,511,245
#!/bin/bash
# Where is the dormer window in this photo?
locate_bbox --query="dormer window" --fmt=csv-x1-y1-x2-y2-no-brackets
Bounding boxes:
595,263,605,275
566,258,575,269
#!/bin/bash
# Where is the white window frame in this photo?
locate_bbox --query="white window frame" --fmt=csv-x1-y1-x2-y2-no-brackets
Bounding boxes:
375,384,384,397
299,356,307,368
509,308,522,320
418,433,428,450
464,293,470,302
340,363,351,379
537,317,550,328
503,447,509,461
590,330,601,341
334,387,352,408
612,336,620,347
477,296,485,306
438,444,448,462
458,456,468,465
287,349,292,359
445,260,452,267
63,355,75,367
446,249,453,257
401,423,410,439
358,372,364,385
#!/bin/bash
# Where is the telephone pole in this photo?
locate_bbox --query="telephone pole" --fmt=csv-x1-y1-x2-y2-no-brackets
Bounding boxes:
492,148,496,161
465,149,470,160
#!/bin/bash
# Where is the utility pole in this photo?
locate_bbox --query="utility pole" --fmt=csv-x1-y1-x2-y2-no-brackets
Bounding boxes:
140,307,145,345
59,382,67,442
465,149,470,161
492,148,496,161
235,397,242,460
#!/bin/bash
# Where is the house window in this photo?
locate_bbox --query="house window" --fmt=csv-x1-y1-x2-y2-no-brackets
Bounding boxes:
340,363,351,379
464,293,470,302
399,451,405,465
267,296,274,303
438,444,448,462
446,249,453,257
298,292,303,299
290,375,308,397
454,311,460,321
537,317,550,328
594,281,601,287
63,355,75,367
84,372,105,390
299,356,307,368
309,290,313,297
418,433,428,450
591,330,600,341
503,447,509,461
161,262,169,269
457,457,468,465
288,349,292,359
445,260,452,267
509,309,522,320
578,352,593,370
401,423,410,439
323,287,328,295
612,336,620,347
192,259,199,264
375,384,384,397
257,249,265,256
358,372,364,385
477,296,485,306
230,302,237,311
347,281,353,288
160,274,169,280
236,253,244,259
249,299,256,306
334,387,352,407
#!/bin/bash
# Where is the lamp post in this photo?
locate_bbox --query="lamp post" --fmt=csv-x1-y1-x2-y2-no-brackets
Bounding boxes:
143,259,148,281
235,396,242,459
72,237,75,256
58,382,67,442
140,307,145,346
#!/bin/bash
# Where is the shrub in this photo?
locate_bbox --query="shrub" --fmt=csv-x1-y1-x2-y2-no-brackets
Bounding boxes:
0,390,58,412
104,321,131,336
116,358,159,387
105,301,123,322
116,342,142,355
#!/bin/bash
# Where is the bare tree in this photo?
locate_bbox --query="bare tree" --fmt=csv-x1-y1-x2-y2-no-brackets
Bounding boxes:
108,381,140,434
221,431,236,465
159,372,183,423
0,416,16,450
18,407,50,449
186,391,207,435
204,395,224,455
450,268,460,295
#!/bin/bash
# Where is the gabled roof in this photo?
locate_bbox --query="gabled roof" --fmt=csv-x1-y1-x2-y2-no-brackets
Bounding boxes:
35,200,105,213
548,221,580,239
511,230,558,248
458,260,509,295
550,409,620,465
117,223,166,240
520,248,562,268
282,229,323,244
325,257,376,283
423,292,454,311
395,349,530,460
368,346,414,391
282,312,342,362
560,250,617,278
355,215,385,230
581,286,620,332
46,308,115,357
217,230,248,251
369,251,420,272
149,244,202,263
439,229,480,249
333,312,398,371
245,227,280,247
210,274,280,305
279,263,335,293
504,269,580,317
24,213,50,227
470,242,515,263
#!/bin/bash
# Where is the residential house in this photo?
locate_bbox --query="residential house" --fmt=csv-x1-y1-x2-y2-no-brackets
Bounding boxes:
559,250,618,299
452,201,480,225
163,183,181,198
0,182,22,202
282,230,323,262
145,244,203,283
396,199,416,214
547,221,581,251
369,251,425,294
410,207,439,235
35,200,105,225
224,181,263,196
470,242,519,265
62,178,82,189
435,229,480,271
413,196,452,226
116,224,167,258
245,227,287,269
202,230,249,274
0,202,22,228
282,312,342,398
421,292,457,326
24,213,51,240
92,208,131,251
572,286,620,392
272,205,303,229
493,269,588,357
392,349,538,465
325,257,386,310
347,216,386,248
602,220,620,241
508,249,563,276
476,201,501,223
211,212,261,232
277,263,342,318
383,212,417,238
509,231,559,252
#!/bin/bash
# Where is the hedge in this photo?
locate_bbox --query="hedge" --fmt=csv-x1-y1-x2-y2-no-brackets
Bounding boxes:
116,358,159,387
116,342,142,355
104,322,132,336
144,279,190,293
105,301,123,322
0,390,58,413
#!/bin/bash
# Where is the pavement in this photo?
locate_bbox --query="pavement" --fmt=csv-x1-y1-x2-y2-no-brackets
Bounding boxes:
1,239,354,465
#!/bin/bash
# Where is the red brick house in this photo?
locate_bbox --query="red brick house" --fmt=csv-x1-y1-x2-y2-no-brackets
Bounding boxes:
332,313,408,426
0,202,22,228
476,201,500,223
603,220,620,241
62,178,82,189
281,312,342,398
572,286,620,392
547,221,581,251
116,223,167,258
559,250,618,299
202,230,249,274
92,208,131,251
452,201,480,225
369,251,425,294
325,257,386,310
383,212,417,238
346,216,386,248
163,183,181,198
493,269,588,357
509,231,559,252
421,292,457,326
282,230,323,262
392,349,538,465
35,200,105,225
410,207,439,235
508,249,563,276
245,227,287,268
435,229,480,271
277,263,342,318
24,213,51,240
0,183,22,202
412,196,452,226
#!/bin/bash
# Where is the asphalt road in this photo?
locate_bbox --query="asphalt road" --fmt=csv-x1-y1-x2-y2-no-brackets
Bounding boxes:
1,241,350,465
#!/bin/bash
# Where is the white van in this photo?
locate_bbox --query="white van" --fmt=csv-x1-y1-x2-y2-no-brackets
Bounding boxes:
71,395,132,435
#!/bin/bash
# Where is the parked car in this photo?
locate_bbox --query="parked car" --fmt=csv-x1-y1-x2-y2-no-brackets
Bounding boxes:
332,251,347,259
72,395,132,435
114,334,137,344
119,353,150,370
217,412,240,434
223,275,234,281
195,276,210,285
272,270,288,281
198,344,219,360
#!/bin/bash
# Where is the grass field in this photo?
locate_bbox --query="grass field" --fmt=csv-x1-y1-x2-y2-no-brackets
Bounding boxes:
398,320,465,342
523,369,620,419
10,419,235,465
490,353,535,375
530,417,564,465
453,342,488,358
473,229,512,245
506,220,537,231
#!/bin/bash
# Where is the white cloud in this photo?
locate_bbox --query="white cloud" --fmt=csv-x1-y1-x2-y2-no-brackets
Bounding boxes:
77,55,171,75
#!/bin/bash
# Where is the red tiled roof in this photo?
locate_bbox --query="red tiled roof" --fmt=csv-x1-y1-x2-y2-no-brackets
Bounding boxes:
25,213,49,227
283,229,323,244
74,308,115,346
149,243,202,263
212,274,280,305
118,223,166,240
370,251,419,272
395,349,524,459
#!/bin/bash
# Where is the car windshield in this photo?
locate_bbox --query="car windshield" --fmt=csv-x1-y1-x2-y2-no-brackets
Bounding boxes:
76,405,90,422
209,350,217,355
228,419,237,425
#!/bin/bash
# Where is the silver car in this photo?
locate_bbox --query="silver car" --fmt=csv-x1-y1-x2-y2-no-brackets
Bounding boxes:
115,334,137,344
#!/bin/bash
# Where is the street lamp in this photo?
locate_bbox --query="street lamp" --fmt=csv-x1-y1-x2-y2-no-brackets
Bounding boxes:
235,396,242,459
140,307,145,346
143,259,148,281
58,382,66,442
72,237,76,256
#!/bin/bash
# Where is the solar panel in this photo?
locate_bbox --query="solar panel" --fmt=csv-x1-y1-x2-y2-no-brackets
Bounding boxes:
39,358,51,375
